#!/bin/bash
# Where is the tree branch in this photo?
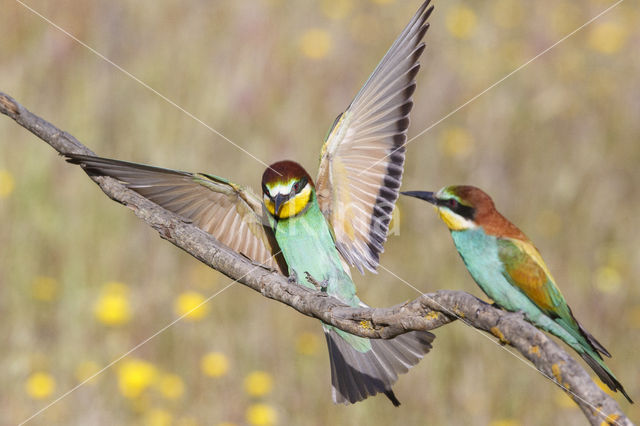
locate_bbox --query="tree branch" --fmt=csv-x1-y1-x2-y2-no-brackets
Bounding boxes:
1,91,632,426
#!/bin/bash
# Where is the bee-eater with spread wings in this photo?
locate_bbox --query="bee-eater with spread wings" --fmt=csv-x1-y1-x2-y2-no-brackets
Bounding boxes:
67,1,435,406
402,186,632,403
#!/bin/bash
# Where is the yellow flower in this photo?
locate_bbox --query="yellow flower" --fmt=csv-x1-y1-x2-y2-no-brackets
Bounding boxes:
145,408,173,426
295,332,320,356
94,281,131,326
75,360,101,384
175,291,210,321
588,21,628,54
595,266,621,293
439,127,474,158
299,29,332,59
31,276,58,302
321,0,353,20
156,373,185,400
0,169,15,199
201,352,229,378
446,4,477,40
117,358,157,398
246,403,277,426
244,371,274,397
25,372,56,400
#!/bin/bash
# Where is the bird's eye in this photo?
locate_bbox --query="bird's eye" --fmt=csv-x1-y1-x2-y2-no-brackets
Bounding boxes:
294,178,307,193
446,199,458,209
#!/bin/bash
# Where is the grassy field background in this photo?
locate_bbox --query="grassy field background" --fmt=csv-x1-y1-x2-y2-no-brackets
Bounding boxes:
1,0,639,425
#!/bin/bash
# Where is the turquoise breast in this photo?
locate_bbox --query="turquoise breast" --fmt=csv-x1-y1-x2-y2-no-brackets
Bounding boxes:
451,228,534,314
274,195,360,307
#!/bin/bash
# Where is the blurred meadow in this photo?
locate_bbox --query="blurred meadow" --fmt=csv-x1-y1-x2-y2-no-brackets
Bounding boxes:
1,0,639,424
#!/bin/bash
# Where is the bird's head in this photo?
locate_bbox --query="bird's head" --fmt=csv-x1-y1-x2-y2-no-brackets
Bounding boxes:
261,161,315,220
402,185,496,231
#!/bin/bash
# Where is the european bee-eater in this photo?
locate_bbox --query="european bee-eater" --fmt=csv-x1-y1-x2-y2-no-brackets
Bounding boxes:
402,186,632,403
66,1,435,406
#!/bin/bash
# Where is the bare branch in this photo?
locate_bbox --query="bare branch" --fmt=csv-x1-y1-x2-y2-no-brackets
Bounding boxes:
1,91,632,426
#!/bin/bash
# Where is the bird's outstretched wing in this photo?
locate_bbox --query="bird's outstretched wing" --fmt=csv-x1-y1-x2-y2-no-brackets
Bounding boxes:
315,0,433,273
67,154,286,274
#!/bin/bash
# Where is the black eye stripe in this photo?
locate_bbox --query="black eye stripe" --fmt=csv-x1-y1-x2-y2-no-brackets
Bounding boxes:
295,177,308,194
436,198,455,208
455,204,475,220
438,198,475,220
263,177,308,199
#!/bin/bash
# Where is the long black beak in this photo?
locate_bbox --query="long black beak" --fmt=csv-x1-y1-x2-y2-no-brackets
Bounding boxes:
273,193,287,215
401,191,437,205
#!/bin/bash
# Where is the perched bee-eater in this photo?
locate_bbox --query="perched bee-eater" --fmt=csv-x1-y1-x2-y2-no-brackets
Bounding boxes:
67,1,435,406
402,186,632,403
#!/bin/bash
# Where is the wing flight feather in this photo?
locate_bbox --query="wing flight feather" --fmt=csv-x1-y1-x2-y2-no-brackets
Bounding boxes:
316,1,433,273
67,154,285,273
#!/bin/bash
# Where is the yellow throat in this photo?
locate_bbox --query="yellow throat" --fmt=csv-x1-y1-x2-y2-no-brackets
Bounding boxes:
437,206,475,231
264,184,312,219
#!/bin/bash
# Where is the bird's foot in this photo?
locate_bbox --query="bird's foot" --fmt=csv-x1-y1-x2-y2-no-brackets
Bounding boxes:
305,272,328,295
287,271,299,285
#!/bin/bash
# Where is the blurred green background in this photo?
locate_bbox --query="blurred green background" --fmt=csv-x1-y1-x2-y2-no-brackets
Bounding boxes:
1,0,639,425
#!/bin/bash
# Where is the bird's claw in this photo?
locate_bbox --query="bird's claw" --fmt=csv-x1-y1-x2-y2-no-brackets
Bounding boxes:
288,271,299,284
305,272,328,295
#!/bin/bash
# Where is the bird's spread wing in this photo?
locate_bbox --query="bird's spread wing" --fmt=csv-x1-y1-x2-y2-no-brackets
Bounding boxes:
497,237,567,317
315,1,433,273
67,154,286,274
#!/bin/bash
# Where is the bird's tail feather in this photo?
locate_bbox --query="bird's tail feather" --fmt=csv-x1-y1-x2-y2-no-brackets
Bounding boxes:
324,328,434,405
566,306,611,358
580,352,633,403
575,318,611,358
